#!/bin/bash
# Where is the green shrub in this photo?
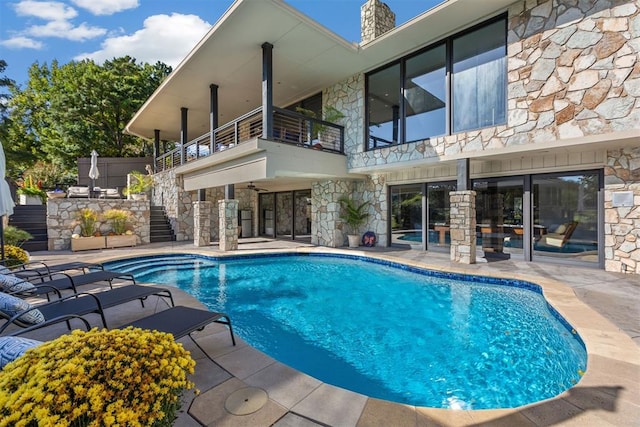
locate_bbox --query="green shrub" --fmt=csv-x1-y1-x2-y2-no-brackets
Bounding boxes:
3,225,33,247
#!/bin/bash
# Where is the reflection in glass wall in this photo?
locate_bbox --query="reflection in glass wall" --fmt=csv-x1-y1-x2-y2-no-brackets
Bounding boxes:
276,192,293,238
367,63,401,149
390,185,423,248
533,172,599,264
405,44,446,142
294,190,312,237
452,19,506,133
473,177,524,258
427,182,456,249
259,193,275,237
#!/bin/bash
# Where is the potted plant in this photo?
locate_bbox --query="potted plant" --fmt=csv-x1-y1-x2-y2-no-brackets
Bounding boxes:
123,170,154,201
71,208,105,251
16,176,46,205
338,196,370,248
296,105,345,145
103,209,136,248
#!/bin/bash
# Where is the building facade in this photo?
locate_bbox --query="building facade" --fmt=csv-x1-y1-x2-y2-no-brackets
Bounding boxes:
127,0,639,274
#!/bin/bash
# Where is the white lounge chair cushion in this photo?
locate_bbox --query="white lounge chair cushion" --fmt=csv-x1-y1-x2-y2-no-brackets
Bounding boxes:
0,292,44,325
0,274,35,293
0,336,42,368
67,186,90,197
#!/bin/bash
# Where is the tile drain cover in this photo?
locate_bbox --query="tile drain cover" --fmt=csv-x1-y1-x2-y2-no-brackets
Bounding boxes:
225,387,268,415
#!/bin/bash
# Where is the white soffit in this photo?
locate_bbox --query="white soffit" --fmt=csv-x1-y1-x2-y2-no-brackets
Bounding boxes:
126,0,515,141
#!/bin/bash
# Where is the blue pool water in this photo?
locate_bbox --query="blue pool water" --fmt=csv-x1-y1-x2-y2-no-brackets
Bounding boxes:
105,254,587,409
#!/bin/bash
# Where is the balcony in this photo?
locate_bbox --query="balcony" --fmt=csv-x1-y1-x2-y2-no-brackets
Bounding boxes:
155,107,344,172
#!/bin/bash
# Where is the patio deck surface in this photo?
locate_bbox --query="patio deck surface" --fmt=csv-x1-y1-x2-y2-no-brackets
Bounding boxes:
15,239,640,427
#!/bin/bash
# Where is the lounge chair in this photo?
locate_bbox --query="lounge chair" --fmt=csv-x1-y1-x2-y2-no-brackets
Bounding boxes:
0,284,175,334
66,186,90,198
102,188,121,199
0,260,103,282
536,221,578,248
2,294,236,345
122,306,236,345
0,270,136,299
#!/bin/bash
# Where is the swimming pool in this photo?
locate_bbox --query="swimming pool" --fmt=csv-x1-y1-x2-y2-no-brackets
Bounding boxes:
105,253,587,409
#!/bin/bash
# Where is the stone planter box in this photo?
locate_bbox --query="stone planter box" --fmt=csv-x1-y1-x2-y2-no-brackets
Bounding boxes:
18,195,43,205
71,236,106,252
105,234,137,249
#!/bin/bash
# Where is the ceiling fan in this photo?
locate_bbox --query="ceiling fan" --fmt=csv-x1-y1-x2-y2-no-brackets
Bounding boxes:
246,182,268,192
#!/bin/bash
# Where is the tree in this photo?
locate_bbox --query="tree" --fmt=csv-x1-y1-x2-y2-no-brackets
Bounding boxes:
5,57,171,172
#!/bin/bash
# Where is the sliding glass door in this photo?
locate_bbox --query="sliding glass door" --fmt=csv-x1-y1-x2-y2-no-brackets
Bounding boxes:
473,177,524,259
532,171,600,264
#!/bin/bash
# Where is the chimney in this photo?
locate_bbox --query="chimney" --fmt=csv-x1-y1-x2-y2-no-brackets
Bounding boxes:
361,0,396,44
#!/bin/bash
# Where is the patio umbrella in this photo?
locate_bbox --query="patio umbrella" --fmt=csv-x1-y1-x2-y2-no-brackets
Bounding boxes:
89,150,100,195
0,141,15,261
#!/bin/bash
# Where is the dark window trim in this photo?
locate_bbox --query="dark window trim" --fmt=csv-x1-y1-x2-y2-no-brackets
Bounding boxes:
365,12,508,152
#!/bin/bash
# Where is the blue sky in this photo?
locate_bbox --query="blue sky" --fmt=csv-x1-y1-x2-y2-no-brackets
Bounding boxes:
1,0,441,87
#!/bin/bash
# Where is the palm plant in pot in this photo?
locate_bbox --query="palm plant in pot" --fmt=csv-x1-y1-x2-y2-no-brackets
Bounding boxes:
338,196,370,248
123,170,154,201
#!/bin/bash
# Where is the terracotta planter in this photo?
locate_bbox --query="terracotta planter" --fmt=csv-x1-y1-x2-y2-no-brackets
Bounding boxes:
105,234,137,248
71,236,106,252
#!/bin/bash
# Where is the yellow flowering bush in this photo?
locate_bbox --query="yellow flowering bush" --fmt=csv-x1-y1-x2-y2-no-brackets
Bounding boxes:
2,245,29,268
103,209,132,235
0,328,196,427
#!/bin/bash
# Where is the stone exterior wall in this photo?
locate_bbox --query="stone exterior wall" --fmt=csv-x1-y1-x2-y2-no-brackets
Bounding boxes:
605,147,640,273
346,0,639,171
311,180,355,247
47,199,150,251
360,0,396,44
324,74,365,159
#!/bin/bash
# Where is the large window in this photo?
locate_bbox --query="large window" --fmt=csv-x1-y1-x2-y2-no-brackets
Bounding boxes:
367,64,401,148
452,19,507,132
405,44,447,142
366,15,506,150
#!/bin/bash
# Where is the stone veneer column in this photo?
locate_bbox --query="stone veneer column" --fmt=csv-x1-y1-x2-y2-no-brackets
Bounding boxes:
360,0,395,44
605,148,639,274
449,191,476,264
218,199,238,252
193,201,211,247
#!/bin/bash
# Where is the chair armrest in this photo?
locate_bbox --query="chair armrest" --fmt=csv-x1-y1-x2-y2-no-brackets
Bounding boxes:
6,315,92,336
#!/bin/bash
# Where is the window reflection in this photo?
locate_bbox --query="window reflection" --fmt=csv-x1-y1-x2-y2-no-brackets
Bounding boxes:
390,185,423,247
405,44,446,142
533,173,599,263
453,19,507,133
368,63,401,149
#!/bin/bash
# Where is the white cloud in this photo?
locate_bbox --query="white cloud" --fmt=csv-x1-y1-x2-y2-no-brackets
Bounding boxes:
26,21,107,41
75,13,211,67
70,0,139,16
0,36,44,49
13,0,77,21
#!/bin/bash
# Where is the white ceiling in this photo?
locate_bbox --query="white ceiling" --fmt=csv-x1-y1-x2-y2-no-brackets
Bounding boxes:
126,0,516,141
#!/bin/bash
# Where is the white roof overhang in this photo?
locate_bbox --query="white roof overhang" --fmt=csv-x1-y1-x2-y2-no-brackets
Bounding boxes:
126,0,516,141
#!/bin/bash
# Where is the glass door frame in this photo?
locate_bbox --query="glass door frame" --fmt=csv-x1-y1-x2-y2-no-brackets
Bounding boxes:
258,189,312,241
528,169,604,268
